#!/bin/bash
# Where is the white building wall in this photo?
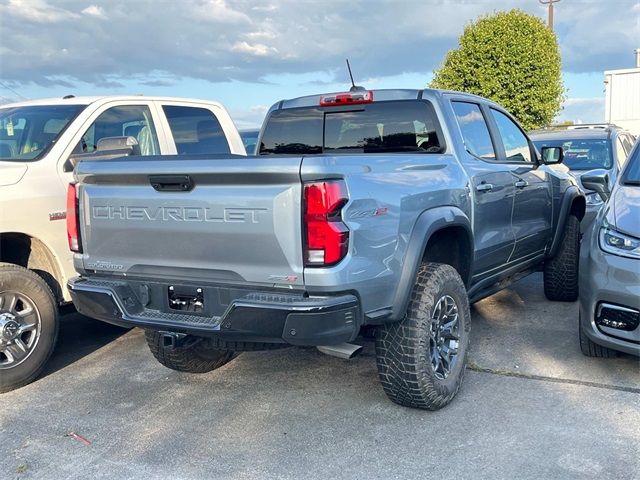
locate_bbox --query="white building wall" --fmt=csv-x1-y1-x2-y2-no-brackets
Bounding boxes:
605,68,640,135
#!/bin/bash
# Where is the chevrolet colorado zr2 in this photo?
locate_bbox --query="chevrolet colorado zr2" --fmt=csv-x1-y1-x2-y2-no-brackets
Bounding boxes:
67,88,584,409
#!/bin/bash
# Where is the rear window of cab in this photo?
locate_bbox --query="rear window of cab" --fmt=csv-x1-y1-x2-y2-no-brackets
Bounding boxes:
258,100,444,155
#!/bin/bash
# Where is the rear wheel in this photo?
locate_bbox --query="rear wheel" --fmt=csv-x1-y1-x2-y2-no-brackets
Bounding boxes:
375,263,471,410
0,264,58,393
544,214,580,301
145,331,235,373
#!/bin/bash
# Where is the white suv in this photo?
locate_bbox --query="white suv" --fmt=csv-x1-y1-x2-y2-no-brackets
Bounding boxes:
0,95,245,392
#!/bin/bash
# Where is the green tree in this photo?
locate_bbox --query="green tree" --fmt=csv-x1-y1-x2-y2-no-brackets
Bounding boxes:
430,9,564,131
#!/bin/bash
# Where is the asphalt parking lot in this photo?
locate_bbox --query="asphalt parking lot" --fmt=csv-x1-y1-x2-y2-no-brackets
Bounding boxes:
1,273,638,480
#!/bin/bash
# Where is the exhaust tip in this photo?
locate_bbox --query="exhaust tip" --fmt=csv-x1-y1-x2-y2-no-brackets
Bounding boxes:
317,343,363,360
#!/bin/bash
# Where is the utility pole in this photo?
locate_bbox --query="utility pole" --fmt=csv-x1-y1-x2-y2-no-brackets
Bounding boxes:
539,0,561,30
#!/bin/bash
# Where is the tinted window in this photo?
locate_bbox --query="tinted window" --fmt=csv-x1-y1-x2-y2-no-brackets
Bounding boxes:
0,105,84,161
532,139,612,170
78,105,160,155
452,102,495,160
163,106,229,154
616,137,627,169
490,109,532,163
622,143,640,184
622,135,635,155
259,101,444,155
324,101,443,153
259,108,323,155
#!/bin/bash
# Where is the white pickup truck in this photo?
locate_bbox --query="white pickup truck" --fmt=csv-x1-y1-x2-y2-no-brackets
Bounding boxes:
0,95,245,392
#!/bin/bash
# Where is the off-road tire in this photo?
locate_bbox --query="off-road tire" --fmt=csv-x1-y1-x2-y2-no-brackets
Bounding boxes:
375,263,471,410
544,214,580,301
579,318,616,358
145,331,235,373
0,264,58,393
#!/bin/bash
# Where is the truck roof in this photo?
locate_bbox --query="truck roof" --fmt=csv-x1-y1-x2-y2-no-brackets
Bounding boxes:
275,88,498,110
0,95,226,109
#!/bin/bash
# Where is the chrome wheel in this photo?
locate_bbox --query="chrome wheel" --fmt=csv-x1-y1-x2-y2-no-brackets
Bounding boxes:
429,295,460,380
0,291,41,368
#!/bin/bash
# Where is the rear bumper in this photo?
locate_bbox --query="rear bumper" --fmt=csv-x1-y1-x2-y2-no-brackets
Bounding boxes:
68,277,361,346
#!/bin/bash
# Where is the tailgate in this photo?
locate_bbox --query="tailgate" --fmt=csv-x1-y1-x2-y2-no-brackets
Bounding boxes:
75,156,304,287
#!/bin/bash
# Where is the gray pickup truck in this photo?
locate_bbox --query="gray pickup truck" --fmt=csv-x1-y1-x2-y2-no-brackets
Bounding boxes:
68,89,584,410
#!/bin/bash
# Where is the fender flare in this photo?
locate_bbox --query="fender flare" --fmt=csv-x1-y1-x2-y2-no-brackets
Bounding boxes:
549,186,585,258
390,206,473,321
0,232,66,303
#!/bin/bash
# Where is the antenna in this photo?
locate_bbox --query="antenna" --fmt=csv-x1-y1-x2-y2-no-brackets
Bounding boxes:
345,59,365,92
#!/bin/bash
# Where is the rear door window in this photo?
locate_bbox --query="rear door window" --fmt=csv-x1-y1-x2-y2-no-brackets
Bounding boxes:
259,108,323,155
259,100,443,155
162,105,230,154
451,101,496,160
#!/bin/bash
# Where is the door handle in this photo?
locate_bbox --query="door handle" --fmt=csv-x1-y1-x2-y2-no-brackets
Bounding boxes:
149,175,194,192
515,180,528,189
476,183,494,192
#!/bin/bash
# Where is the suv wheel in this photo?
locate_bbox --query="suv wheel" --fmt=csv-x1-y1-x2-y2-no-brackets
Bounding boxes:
0,264,58,393
544,213,580,301
145,331,235,373
579,316,616,358
375,263,471,410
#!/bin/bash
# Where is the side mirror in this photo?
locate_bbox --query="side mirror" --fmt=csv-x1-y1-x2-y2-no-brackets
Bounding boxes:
581,169,611,202
64,136,140,172
540,146,564,165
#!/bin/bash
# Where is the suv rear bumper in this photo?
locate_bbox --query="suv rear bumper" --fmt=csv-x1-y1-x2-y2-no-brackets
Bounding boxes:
68,277,361,346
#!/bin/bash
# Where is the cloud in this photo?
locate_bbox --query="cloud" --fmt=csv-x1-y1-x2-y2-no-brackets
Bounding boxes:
81,5,106,18
230,104,269,129
2,0,79,23
0,0,637,89
232,41,278,57
557,97,605,124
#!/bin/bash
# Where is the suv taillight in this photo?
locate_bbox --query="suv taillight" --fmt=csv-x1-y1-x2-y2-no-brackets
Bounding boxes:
303,181,349,266
66,183,81,252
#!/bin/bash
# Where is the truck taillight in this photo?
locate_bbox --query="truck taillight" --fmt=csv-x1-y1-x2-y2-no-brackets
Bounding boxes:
66,183,81,252
303,181,349,266
319,90,373,106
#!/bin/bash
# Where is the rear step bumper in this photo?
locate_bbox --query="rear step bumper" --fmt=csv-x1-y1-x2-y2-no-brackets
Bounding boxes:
68,277,361,346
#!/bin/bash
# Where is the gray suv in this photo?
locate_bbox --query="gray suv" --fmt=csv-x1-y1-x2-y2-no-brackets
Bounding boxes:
578,141,640,357
530,124,636,229
67,89,585,410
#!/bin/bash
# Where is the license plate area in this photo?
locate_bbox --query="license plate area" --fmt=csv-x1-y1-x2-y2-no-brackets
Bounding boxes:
168,285,204,313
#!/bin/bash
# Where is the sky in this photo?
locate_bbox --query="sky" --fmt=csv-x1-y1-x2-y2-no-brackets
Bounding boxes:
0,0,638,128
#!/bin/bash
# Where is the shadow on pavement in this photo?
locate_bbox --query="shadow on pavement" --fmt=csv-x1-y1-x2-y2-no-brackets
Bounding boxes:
40,309,129,378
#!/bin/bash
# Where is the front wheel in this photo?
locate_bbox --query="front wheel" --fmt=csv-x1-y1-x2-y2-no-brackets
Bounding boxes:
544,213,580,301
375,263,471,410
579,317,616,358
0,264,58,393
145,331,235,373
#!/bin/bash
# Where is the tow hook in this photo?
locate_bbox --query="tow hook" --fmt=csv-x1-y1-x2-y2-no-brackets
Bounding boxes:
160,331,187,350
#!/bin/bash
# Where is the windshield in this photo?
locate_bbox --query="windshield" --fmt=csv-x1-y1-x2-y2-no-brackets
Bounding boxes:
532,138,612,170
621,142,640,185
0,104,85,162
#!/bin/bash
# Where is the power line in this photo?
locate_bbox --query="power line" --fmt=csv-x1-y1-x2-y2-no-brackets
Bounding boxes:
539,0,561,30
0,80,27,100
